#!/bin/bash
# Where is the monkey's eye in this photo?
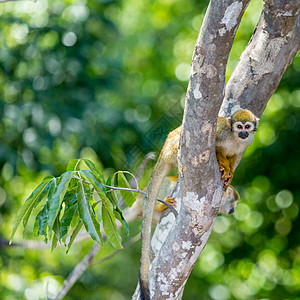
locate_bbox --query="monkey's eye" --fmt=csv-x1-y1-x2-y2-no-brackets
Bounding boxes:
237,125,243,129
245,124,250,129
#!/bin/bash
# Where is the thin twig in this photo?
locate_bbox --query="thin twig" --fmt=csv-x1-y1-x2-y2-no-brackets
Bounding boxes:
102,184,178,216
54,242,102,300
102,183,144,193
72,175,91,185
72,175,178,216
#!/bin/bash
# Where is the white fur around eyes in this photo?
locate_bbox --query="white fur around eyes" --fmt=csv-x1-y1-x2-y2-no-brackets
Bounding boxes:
234,122,243,130
233,121,254,131
244,122,254,130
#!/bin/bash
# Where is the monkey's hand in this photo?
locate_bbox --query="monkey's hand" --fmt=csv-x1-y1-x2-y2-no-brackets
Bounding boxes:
219,165,232,179
219,166,232,189
223,175,232,189
155,197,177,211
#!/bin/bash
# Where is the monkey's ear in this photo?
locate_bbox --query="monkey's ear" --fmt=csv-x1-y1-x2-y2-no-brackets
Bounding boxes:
226,117,232,130
254,117,260,131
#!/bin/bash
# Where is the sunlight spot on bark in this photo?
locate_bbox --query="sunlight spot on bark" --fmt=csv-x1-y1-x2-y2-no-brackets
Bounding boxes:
182,240,192,250
183,192,206,214
202,123,213,147
201,64,217,78
193,83,202,99
181,252,188,258
219,1,243,36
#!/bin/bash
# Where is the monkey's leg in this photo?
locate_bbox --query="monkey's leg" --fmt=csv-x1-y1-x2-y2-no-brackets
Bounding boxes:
223,156,238,188
216,152,232,180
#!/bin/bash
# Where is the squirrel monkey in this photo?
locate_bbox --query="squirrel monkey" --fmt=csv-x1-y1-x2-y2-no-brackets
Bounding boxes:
139,109,258,300
216,109,259,188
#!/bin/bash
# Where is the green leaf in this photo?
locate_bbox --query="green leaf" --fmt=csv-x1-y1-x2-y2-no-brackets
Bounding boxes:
82,170,127,239
81,170,106,198
113,207,129,235
105,173,118,205
67,177,80,192
37,204,49,242
61,205,77,239
70,211,80,228
53,216,61,240
47,179,56,201
51,233,58,252
66,221,83,253
82,159,105,181
117,172,136,207
77,175,102,244
47,171,73,235
66,159,81,171
63,192,77,210
42,175,55,182
22,180,52,231
33,215,39,237
10,180,50,243
105,173,113,186
102,200,123,249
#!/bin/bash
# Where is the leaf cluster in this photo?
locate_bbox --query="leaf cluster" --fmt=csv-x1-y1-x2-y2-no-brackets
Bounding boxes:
10,159,136,252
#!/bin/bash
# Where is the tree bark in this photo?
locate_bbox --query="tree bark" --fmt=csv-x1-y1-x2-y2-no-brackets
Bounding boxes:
221,0,300,118
133,0,300,299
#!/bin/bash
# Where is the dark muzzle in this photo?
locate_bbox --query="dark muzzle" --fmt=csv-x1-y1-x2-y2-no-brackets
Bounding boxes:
238,131,249,139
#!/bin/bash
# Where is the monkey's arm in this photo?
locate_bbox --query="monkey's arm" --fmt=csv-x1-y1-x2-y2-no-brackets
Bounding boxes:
228,155,237,175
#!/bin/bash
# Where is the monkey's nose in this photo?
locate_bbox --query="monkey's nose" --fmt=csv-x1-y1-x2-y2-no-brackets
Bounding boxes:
228,208,235,214
238,131,249,139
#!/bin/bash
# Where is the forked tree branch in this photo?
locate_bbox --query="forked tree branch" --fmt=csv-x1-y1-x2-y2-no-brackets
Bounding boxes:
221,0,300,117
134,0,300,299
133,0,251,298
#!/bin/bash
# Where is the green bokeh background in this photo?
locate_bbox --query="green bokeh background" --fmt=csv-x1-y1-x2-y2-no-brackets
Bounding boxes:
1,0,300,299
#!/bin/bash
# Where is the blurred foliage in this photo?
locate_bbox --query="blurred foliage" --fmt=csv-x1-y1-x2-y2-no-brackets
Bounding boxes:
0,0,299,299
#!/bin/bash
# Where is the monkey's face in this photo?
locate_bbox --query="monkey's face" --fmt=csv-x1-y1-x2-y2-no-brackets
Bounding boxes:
232,121,256,141
219,186,239,215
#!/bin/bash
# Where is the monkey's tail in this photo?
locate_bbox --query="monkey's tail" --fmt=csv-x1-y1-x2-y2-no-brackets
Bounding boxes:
139,162,170,300
139,272,150,300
